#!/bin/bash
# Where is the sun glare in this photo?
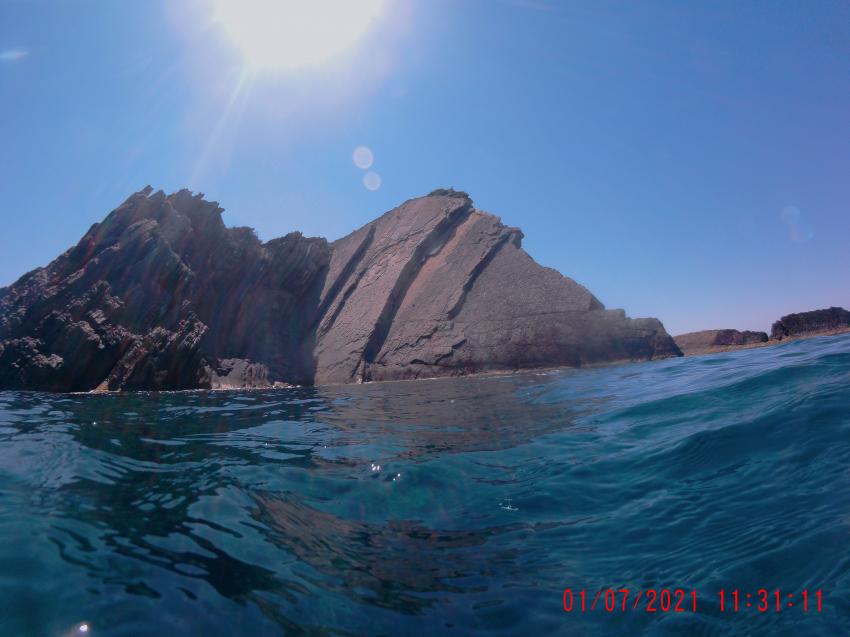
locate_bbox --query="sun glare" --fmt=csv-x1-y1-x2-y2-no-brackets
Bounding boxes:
211,0,387,72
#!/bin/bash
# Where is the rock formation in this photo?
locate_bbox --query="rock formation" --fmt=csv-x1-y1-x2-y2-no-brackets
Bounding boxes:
0,187,681,392
674,329,768,355
770,307,850,340
675,307,850,356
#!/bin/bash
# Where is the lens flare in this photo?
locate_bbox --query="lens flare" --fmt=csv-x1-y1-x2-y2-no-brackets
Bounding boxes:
353,146,374,170
363,171,382,191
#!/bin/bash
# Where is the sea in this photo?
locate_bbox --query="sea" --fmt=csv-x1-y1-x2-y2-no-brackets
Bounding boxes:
1,333,849,636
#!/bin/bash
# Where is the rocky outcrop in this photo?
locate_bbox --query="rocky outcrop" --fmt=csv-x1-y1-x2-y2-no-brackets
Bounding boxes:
0,187,681,392
770,307,850,340
674,329,768,355
675,307,850,356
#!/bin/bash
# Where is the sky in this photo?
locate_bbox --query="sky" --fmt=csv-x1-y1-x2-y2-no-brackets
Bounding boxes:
1,0,848,335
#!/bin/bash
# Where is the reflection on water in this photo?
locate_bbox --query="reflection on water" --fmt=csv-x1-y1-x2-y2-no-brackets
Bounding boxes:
2,335,850,635
251,490,554,615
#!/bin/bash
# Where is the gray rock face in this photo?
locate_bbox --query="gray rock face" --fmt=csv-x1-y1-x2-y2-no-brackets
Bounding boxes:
770,307,850,340
0,187,681,391
674,329,768,355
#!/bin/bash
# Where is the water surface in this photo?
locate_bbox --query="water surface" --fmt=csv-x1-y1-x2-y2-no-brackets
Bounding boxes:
2,334,850,636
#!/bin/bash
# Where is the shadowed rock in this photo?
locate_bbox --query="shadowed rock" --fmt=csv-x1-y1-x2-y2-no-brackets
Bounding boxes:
770,307,850,340
0,188,681,391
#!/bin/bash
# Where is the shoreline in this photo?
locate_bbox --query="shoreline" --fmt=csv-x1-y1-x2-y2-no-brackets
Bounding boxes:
9,329,847,397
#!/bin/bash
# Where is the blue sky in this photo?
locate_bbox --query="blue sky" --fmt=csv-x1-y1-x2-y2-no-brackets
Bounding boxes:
1,0,848,335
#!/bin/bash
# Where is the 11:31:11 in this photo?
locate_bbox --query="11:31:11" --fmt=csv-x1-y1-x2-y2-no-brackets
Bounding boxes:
718,589,823,612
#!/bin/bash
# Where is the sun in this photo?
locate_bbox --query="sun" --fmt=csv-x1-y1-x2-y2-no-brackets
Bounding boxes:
211,0,387,72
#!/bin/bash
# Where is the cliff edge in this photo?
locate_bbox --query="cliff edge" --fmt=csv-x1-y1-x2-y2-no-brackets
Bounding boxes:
0,188,681,391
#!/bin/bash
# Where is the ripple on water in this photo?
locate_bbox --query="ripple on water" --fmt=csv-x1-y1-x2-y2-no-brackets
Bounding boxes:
0,334,849,635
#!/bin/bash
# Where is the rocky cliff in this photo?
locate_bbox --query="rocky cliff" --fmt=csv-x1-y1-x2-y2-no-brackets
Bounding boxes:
674,329,768,355
0,187,681,392
770,307,850,340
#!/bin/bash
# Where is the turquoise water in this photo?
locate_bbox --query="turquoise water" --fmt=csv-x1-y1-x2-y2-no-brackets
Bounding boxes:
1,334,850,636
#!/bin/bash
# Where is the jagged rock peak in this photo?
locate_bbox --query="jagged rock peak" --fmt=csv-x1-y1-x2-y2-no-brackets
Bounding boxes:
427,187,471,200
0,188,681,391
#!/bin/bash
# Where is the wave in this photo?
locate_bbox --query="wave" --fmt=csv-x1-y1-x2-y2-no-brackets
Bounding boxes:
1,333,849,635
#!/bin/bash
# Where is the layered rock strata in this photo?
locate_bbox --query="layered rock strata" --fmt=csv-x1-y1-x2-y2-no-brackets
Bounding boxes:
0,187,681,391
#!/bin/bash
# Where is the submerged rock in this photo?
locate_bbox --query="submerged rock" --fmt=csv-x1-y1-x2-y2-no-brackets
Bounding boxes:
0,188,681,391
770,307,850,340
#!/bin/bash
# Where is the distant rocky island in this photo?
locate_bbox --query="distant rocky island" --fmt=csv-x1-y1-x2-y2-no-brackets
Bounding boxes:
673,329,768,356
770,307,850,340
674,307,850,356
0,187,682,392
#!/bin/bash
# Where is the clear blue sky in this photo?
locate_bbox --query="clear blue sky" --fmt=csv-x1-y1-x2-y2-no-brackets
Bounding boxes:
1,0,848,335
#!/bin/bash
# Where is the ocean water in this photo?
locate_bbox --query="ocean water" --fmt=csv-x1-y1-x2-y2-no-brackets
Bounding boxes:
1,334,850,636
